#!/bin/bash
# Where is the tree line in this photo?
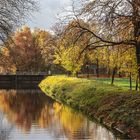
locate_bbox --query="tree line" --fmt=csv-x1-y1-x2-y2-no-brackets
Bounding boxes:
0,0,140,90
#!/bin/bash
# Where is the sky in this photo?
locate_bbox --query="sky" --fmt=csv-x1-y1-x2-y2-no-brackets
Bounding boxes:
27,0,71,30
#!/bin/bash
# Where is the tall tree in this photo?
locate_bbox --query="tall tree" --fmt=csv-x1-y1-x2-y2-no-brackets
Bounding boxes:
53,20,90,75
0,0,37,42
5,26,54,73
65,0,140,79
33,29,54,67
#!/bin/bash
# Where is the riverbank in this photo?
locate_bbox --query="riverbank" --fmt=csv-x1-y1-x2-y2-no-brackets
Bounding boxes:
39,76,140,139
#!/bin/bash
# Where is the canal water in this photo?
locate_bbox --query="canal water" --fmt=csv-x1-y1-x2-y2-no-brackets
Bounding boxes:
0,89,120,140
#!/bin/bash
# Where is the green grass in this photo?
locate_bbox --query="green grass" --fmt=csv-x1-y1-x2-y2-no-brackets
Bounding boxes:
39,76,140,139
93,77,135,90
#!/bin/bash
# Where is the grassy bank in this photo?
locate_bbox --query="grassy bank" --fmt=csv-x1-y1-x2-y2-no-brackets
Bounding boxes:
39,76,140,139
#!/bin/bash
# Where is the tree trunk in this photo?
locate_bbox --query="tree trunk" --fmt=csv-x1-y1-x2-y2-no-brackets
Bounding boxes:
135,42,140,89
107,68,111,78
135,76,139,91
111,67,117,85
129,72,132,92
132,0,140,89
96,58,99,77
86,65,89,78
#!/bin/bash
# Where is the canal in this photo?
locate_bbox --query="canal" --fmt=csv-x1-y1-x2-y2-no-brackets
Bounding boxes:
0,89,120,140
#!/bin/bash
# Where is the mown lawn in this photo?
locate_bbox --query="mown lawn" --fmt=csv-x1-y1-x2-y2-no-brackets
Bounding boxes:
92,77,135,90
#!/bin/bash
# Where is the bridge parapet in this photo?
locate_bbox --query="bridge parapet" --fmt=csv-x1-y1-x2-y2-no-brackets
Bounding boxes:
0,74,48,89
0,72,48,75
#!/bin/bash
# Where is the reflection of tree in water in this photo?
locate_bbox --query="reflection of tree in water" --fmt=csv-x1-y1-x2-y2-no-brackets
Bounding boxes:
53,102,89,140
0,90,117,140
0,90,54,133
53,103,117,140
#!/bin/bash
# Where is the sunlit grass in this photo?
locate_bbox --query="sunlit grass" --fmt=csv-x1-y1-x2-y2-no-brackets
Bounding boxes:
92,77,135,90
39,75,140,135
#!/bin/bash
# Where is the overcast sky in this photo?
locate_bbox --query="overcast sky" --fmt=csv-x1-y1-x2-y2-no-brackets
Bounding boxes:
27,0,71,30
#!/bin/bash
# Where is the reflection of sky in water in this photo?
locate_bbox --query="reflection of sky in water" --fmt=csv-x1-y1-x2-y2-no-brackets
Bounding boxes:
9,127,67,140
0,90,119,140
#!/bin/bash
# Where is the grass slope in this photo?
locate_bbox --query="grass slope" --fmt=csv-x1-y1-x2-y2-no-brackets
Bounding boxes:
39,76,140,139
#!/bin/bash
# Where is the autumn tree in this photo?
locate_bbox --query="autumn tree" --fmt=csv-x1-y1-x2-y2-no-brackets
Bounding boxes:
5,26,54,73
62,0,140,80
0,47,16,73
33,29,55,71
54,20,91,75
0,0,37,42
120,47,137,90
9,26,35,72
54,45,84,75
87,48,104,77
103,46,134,84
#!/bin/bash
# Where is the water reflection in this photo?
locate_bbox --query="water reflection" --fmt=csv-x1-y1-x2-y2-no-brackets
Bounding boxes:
0,90,119,140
